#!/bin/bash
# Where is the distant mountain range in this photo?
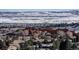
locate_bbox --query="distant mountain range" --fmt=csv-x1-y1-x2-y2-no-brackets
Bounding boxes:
0,10,79,23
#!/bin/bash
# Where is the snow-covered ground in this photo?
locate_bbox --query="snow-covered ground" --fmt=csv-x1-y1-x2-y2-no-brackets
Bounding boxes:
0,16,79,24
0,10,79,31
0,10,79,24
0,10,79,23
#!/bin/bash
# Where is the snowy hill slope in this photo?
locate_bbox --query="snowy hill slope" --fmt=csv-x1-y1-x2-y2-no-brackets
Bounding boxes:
0,10,79,23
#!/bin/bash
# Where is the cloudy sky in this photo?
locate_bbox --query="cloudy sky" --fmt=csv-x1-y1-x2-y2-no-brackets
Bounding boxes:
0,9,75,12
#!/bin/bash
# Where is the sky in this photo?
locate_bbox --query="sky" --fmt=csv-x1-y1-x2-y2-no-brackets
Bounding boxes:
0,9,76,12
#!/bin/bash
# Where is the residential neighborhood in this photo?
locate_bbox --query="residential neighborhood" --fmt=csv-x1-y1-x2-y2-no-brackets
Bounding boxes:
0,27,78,50
0,10,79,50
